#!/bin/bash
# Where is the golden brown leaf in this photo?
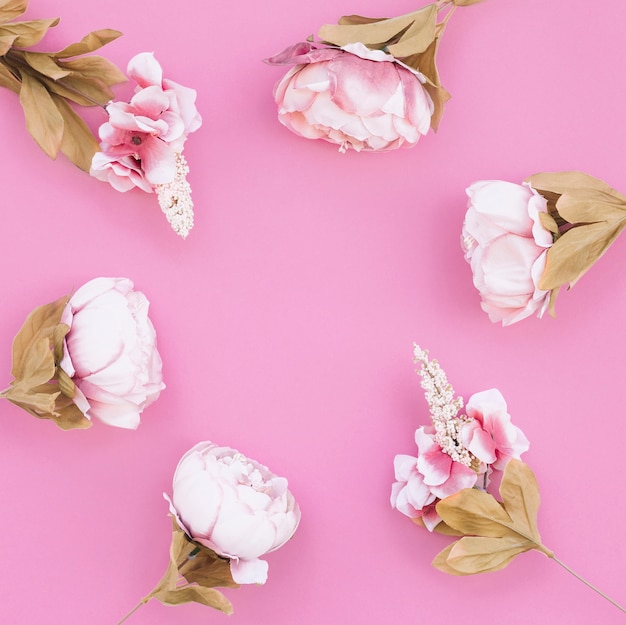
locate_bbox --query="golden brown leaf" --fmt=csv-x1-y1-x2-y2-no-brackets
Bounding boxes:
0,33,16,54
148,521,237,615
411,516,464,536
555,191,626,225
454,0,486,6
436,488,516,538
10,295,67,380
19,70,64,158
157,587,233,614
42,70,116,106
434,535,534,575
22,51,70,79
499,459,543,543
337,15,388,26
53,29,122,59
538,211,559,234
433,461,553,576
318,6,437,50
58,55,126,87
53,399,92,430
51,94,100,171
0,18,59,47
539,220,625,290
527,171,626,205
0,0,27,25
0,62,19,92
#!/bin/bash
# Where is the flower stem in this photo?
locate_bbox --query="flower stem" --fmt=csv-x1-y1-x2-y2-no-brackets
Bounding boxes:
550,555,626,613
115,597,151,625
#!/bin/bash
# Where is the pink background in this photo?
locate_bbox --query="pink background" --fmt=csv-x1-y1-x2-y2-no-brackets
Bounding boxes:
1,0,625,623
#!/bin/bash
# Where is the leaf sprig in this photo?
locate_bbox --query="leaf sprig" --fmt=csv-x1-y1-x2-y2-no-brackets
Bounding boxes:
526,171,626,315
116,520,239,625
317,0,485,130
432,459,625,613
0,0,125,170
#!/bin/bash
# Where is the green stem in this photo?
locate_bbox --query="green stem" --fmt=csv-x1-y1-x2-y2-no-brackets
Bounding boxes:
550,555,626,613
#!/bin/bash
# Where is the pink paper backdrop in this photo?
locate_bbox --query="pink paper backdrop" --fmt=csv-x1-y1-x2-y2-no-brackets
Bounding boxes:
1,0,625,623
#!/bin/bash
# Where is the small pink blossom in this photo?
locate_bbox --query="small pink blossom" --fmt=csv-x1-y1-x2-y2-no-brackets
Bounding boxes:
90,52,201,193
460,389,530,471
390,453,436,518
415,426,478,498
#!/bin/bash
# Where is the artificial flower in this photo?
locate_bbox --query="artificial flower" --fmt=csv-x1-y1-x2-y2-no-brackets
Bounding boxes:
0,277,164,430
91,52,201,238
116,441,300,623
462,181,552,325
267,42,433,152
0,1,200,238
266,0,486,152
462,172,626,324
392,345,625,615
390,345,528,529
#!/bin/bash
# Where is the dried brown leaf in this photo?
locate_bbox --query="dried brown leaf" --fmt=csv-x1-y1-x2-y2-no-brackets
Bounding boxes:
150,522,237,614
386,11,438,57
337,15,388,26
555,192,626,225
434,535,534,575
42,71,115,106
499,459,543,543
0,33,16,54
58,55,126,87
538,211,559,234
0,0,27,25
19,70,64,158
0,18,59,47
51,94,99,171
53,29,122,59
436,488,516,538
4,384,59,417
10,295,67,381
22,51,70,79
0,61,19,92
539,220,626,290
157,586,233,614
527,171,626,205
318,6,437,49
53,399,92,430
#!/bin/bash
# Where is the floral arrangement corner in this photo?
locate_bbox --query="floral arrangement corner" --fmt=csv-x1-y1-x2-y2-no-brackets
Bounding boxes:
0,0,201,238
390,344,625,613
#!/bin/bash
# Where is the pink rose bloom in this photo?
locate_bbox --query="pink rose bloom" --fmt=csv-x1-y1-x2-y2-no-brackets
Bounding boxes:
166,442,301,585
461,181,554,325
90,52,201,192
460,389,530,471
267,42,433,152
415,426,478,498
59,277,164,429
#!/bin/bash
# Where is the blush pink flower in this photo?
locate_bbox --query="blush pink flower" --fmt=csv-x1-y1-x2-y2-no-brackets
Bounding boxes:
90,52,201,192
267,42,433,152
462,181,554,325
391,453,436,516
59,277,164,429
166,442,301,585
415,426,478,498
460,389,530,471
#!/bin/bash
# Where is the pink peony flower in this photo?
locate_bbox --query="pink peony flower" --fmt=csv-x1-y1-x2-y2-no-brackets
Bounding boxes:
460,389,530,471
461,180,554,326
267,42,433,152
59,277,164,429
166,442,301,585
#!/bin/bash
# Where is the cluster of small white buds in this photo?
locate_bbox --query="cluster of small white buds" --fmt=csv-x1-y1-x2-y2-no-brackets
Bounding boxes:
413,344,476,468
155,151,194,239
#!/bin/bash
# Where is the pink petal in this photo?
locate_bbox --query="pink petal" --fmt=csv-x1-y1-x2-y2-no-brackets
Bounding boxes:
127,52,163,88
229,558,269,585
